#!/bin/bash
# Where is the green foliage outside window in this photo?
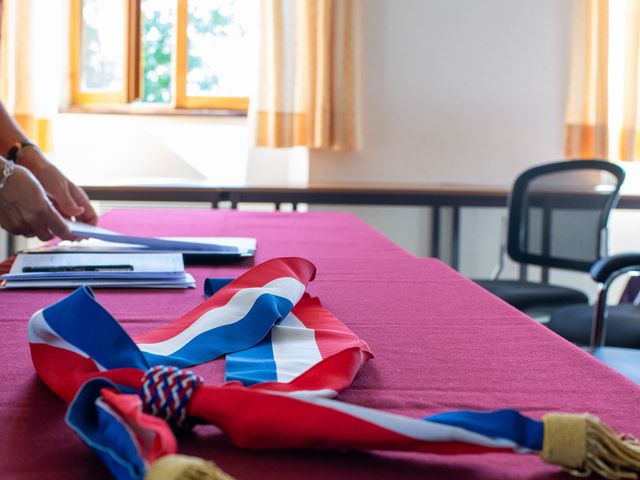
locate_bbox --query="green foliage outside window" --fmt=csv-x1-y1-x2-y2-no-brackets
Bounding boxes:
142,7,173,103
141,1,240,104
187,6,236,93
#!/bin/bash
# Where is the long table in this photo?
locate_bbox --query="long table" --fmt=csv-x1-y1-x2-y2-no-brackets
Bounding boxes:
2,209,639,479
80,181,516,269
79,181,640,271
8,182,640,267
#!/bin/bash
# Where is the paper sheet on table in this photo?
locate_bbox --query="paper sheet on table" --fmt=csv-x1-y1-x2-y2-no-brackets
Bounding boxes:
66,220,243,253
37,237,256,256
1,273,196,289
7,252,185,275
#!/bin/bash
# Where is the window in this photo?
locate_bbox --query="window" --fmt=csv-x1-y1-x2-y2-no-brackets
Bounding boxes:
70,0,255,111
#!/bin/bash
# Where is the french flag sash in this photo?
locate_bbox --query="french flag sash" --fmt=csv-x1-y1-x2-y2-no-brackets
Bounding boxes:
27,258,640,480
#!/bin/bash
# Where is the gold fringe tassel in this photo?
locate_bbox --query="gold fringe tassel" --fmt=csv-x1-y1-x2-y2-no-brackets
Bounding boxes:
541,413,640,479
145,454,234,480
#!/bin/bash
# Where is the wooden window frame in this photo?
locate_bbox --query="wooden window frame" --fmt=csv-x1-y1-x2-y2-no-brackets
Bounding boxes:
70,0,249,112
174,0,248,110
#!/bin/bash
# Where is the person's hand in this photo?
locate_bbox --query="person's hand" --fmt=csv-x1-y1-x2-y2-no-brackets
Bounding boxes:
19,148,98,225
0,164,74,241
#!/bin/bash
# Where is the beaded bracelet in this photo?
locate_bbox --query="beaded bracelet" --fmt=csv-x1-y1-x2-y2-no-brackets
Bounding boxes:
7,140,37,162
0,159,15,190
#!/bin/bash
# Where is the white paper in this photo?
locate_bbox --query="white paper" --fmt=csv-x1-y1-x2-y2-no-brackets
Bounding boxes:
1,273,196,289
37,236,256,256
8,252,185,276
67,220,241,253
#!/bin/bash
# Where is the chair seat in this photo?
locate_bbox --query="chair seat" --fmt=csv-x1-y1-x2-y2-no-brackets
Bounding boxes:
547,304,640,348
474,280,589,310
592,346,640,384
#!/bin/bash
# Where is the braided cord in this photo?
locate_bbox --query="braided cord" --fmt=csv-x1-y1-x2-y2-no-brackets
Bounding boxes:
140,365,203,429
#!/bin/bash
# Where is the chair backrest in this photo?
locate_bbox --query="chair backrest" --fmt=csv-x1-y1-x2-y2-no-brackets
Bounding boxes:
507,160,625,273
620,276,640,304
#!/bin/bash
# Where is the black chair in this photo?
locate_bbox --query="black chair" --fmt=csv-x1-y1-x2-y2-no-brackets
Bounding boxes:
475,160,625,313
547,254,640,382
548,254,640,347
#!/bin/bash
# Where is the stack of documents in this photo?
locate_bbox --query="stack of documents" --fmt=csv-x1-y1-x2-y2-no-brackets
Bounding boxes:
0,221,256,289
55,221,257,260
1,252,195,289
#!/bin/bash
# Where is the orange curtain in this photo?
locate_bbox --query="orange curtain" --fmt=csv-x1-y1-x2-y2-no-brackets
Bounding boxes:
566,0,640,161
0,0,59,152
620,0,640,161
252,0,361,150
565,0,609,159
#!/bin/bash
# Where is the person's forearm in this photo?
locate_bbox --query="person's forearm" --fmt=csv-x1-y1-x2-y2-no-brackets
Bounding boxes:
0,100,31,156
0,100,50,174
0,100,98,226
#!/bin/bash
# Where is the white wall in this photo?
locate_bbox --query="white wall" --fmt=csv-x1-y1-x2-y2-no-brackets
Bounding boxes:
310,0,572,186
309,0,577,284
52,114,249,185
50,113,308,187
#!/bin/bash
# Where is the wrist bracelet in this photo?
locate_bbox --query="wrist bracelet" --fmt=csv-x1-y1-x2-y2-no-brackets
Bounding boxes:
7,140,37,163
0,160,15,190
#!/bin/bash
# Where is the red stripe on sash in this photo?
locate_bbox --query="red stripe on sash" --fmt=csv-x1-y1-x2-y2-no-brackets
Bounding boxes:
187,384,513,455
31,344,143,402
292,295,372,360
134,257,316,344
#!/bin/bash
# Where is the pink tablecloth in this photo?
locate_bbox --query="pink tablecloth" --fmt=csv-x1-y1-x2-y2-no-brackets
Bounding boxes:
1,209,639,479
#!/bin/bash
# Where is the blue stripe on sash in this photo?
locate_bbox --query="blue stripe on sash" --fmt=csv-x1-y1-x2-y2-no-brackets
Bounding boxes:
425,409,543,451
43,287,148,371
225,332,277,385
204,278,235,299
141,294,294,368
66,379,143,480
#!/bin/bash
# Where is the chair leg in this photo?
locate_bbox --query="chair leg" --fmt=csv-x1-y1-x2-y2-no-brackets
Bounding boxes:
589,283,609,352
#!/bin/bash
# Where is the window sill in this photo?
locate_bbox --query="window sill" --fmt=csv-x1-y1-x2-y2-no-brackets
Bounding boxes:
63,104,248,118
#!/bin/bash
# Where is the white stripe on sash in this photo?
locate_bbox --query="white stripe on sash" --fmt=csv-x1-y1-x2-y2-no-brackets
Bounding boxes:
137,277,306,356
272,313,322,382
282,392,521,450
28,309,107,371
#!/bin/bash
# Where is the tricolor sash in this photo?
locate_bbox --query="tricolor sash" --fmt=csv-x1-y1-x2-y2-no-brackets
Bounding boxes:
27,258,640,480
